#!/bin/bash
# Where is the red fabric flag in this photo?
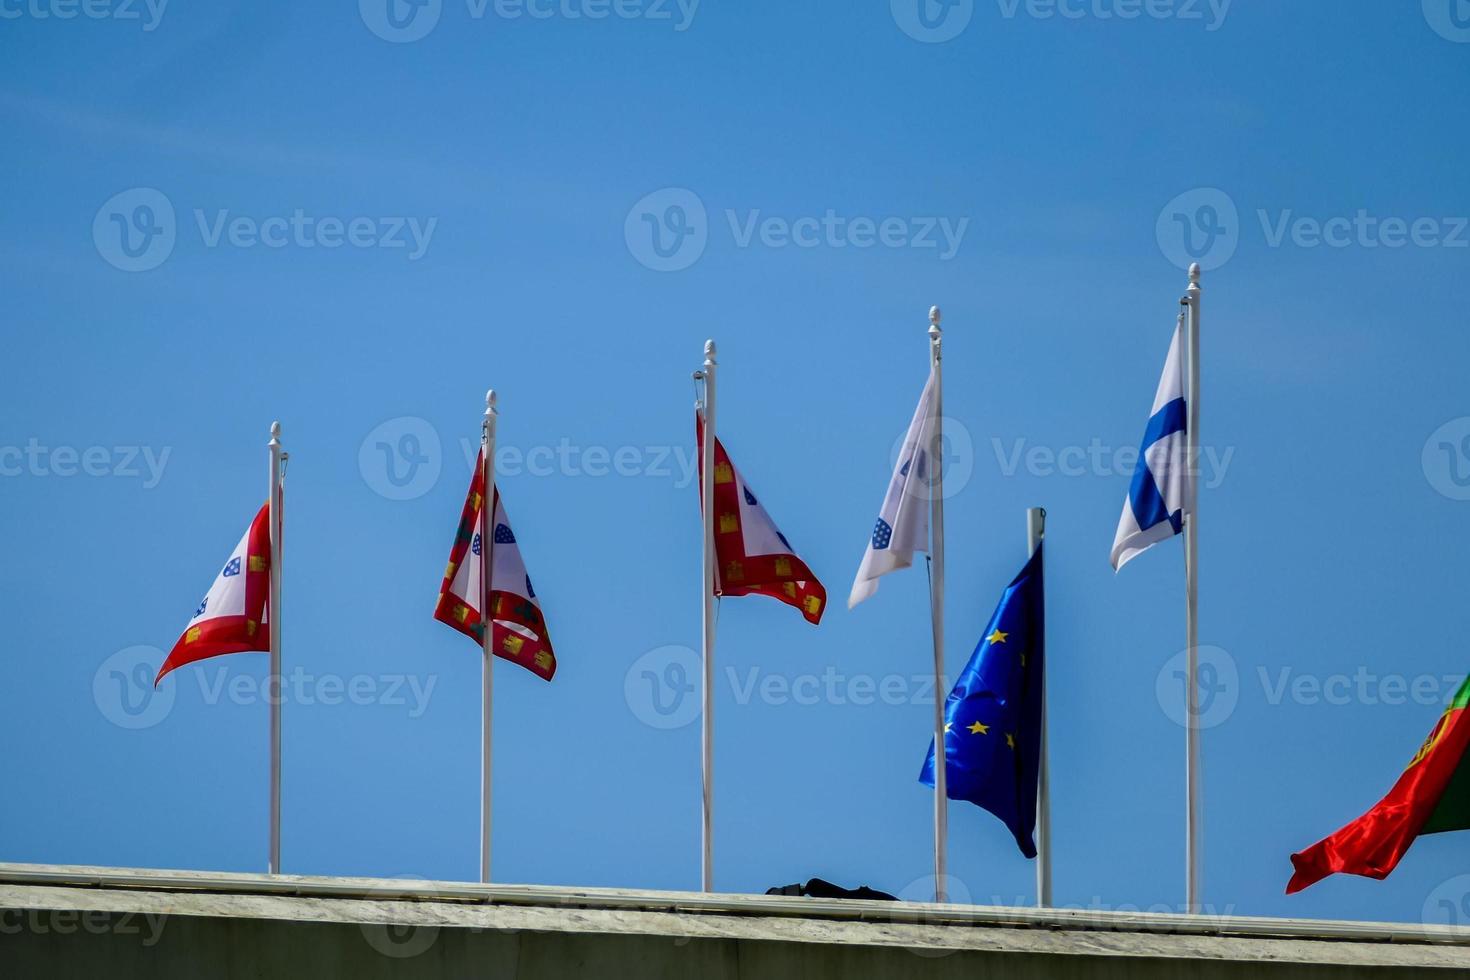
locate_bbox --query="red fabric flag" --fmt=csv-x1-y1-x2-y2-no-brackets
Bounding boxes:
696,414,826,625
156,503,271,685
1287,675,1470,893
433,451,557,681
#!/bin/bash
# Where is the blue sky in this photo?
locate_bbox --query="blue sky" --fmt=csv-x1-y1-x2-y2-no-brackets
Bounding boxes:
3,0,1470,928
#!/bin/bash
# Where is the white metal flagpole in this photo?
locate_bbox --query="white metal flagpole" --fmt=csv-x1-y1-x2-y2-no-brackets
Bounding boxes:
267,421,284,875
927,307,948,902
1029,507,1049,908
480,390,498,885
1183,263,1202,913
698,340,718,893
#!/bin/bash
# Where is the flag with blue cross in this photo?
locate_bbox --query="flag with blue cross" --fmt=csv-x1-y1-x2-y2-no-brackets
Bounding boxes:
1111,319,1192,571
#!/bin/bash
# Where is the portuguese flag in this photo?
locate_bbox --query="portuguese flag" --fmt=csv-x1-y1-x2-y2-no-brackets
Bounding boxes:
1287,675,1470,893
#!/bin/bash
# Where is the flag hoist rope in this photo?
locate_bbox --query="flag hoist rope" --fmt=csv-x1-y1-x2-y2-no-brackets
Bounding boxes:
268,421,286,875
481,390,498,884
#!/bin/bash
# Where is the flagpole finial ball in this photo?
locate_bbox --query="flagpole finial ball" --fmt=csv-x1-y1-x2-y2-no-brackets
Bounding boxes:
1189,262,1201,284
270,421,281,438
704,339,717,359
930,306,941,326
485,389,497,412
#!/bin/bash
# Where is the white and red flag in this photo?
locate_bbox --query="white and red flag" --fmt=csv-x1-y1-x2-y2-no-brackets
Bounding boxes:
155,502,272,685
696,414,826,625
433,450,557,681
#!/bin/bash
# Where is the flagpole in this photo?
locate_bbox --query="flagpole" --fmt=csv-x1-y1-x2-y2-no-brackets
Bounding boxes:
267,421,283,875
927,307,948,902
698,339,718,893
1183,263,1202,913
480,389,498,885
1029,506,1049,908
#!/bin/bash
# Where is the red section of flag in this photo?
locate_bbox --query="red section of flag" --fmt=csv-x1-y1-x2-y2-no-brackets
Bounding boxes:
696,416,826,625
1287,692,1470,893
155,503,271,685
432,453,557,681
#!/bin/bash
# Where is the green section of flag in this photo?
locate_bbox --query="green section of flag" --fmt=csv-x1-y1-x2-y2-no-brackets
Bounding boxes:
1422,675,1470,835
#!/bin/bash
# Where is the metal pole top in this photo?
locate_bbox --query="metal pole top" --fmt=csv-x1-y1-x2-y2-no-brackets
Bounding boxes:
269,421,281,444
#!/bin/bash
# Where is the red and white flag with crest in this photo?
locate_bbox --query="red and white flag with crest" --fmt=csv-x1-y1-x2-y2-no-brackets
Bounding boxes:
433,451,557,681
156,503,272,684
696,414,826,625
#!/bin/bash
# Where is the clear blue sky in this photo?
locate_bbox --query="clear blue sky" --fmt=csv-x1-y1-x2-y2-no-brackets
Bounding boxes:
3,0,1469,928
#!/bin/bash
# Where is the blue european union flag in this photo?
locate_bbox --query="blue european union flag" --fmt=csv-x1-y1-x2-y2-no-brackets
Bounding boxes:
920,543,1045,858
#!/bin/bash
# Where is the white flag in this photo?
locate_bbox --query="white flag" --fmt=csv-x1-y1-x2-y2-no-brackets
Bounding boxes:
1111,321,1193,571
849,368,938,608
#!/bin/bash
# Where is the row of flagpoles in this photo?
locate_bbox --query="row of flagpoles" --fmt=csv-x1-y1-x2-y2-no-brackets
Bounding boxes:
152,265,1207,908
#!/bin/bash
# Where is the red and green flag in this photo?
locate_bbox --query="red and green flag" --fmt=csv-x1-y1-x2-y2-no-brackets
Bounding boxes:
1287,674,1470,893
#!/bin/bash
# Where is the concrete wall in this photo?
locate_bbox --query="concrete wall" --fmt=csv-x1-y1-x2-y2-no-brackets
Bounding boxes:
2,865,1468,979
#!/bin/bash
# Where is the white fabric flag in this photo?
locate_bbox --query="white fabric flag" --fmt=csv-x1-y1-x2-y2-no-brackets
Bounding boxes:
849,368,938,608
1111,321,1194,571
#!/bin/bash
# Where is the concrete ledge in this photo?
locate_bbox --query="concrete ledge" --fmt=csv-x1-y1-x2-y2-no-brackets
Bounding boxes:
2,864,1467,978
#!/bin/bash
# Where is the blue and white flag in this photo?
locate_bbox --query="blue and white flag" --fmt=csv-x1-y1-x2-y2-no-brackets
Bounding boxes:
1111,322,1193,571
850,368,937,607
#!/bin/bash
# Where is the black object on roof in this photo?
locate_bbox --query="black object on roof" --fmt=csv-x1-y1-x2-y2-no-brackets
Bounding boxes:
765,878,897,901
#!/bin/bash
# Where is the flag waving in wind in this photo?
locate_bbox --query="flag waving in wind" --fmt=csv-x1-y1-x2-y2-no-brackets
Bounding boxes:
696,414,826,624
850,368,937,607
156,503,272,685
1111,321,1193,571
1288,675,1470,893
919,542,1045,857
434,451,557,680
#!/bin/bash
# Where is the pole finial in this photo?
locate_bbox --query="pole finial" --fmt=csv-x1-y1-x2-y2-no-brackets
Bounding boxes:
928,306,942,343
704,339,717,360
485,389,497,415
269,421,281,442
1189,262,1201,284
